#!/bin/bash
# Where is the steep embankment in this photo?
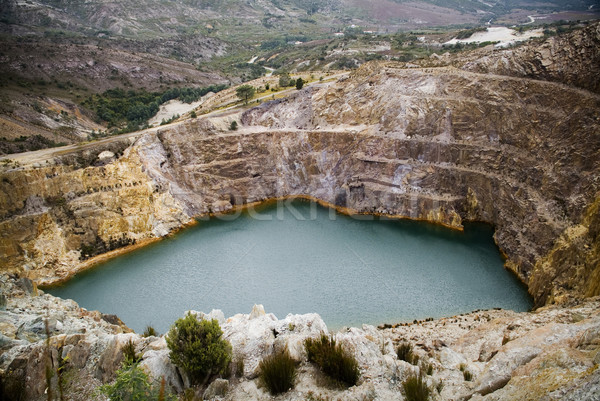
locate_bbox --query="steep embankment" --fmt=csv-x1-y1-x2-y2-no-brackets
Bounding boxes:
2,58,598,304
463,22,600,94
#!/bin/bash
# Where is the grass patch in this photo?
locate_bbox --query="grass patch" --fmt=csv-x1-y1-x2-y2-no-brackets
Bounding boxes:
142,325,158,337
122,339,140,365
402,372,430,401
258,349,297,395
304,334,359,387
397,342,419,365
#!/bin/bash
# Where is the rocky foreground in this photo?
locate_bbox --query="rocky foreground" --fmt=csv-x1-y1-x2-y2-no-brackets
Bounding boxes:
1,275,599,400
0,23,599,401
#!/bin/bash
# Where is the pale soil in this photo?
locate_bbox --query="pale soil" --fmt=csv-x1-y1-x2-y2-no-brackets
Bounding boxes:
148,95,213,126
445,27,544,47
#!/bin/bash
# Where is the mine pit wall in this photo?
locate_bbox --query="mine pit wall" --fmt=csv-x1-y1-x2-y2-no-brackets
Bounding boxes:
1,59,600,306
0,124,598,306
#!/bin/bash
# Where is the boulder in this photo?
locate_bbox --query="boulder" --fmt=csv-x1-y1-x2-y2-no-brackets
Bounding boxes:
140,347,186,393
203,378,229,400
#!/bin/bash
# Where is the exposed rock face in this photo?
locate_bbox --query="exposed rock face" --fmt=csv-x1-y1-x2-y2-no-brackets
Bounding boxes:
1,26,599,304
0,137,191,284
463,23,600,94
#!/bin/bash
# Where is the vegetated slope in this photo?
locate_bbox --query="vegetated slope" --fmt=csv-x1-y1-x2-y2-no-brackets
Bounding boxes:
0,23,598,308
0,35,228,154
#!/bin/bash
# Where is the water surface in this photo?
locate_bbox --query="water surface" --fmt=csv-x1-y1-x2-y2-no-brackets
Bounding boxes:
47,199,532,333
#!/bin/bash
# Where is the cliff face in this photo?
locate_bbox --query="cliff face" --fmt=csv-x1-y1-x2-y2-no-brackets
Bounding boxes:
1,26,599,304
463,23,600,94
0,138,190,284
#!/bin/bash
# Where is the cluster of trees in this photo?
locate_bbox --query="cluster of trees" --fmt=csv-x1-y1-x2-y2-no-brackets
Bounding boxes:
83,84,227,132
278,73,304,89
235,75,305,105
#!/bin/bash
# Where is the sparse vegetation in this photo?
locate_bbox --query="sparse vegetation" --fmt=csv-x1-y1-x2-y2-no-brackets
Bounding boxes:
98,363,177,401
421,361,434,376
402,372,430,401
166,313,232,384
235,85,256,104
160,114,179,126
143,325,158,337
397,342,419,365
122,338,140,365
258,349,297,395
455,26,487,39
0,135,67,154
304,334,360,387
82,84,226,132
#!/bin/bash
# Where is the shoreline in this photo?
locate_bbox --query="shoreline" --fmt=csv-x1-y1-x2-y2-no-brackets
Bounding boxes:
39,194,466,287
38,194,533,293
39,195,535,300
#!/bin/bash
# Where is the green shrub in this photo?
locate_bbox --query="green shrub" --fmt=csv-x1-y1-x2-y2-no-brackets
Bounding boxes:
166,313,232,384
122,339,140,365
304,334,359,387
397,342,415,364
229,120,238,131
463,369,473,381
258,349,297,395
143,325,158,337
402,373,430,401
98,363,176,401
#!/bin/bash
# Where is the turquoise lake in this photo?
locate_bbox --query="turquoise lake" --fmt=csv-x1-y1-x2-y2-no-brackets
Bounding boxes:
47,199,533,333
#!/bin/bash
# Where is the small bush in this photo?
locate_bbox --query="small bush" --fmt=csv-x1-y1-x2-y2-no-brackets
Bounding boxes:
397,342,416,364
143,325,158,337
304,334,359,387
402,373,430,401
258,349,297,395
122,339,139,365
420,361,433,375
166,313,232,384
463,369,473,381
98,363,176,401
229,120,238,131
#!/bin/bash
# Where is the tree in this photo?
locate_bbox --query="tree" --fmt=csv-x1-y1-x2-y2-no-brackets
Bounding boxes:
236,85,255,104
296,77,304,90
190,110,197,118
278,73,291,87
230,120,238,131
166,313,232,384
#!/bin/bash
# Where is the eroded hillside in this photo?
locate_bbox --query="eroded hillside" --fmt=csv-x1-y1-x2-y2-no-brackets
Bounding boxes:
2,25,599,304
1,22,600,401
